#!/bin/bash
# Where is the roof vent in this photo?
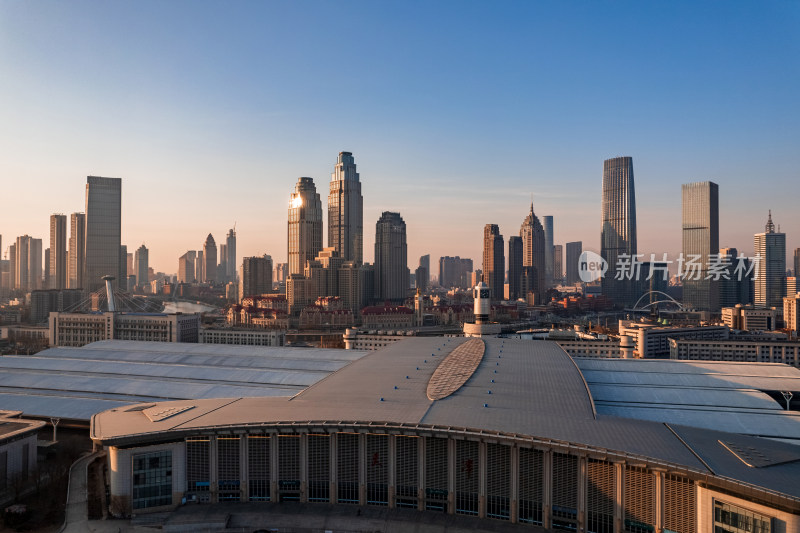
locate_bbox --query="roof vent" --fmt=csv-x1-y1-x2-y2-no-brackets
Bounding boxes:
143,404,195,422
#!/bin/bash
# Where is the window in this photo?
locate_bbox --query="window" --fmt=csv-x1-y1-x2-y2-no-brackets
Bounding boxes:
132,450,172,509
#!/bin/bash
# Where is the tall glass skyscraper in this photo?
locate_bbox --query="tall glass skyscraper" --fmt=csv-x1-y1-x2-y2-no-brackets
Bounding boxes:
754,212,786,309
84,176,121,293
601,157,637,307
682,181,719,311
374,211,408,302
288,177,323,276
328,152,363,264
543,215,554,287
520,204,546,304
482,224,504,301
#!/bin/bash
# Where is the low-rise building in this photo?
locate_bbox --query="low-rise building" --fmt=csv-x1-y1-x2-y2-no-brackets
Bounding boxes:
784,293,800,337
199,328,286,347
618,320,729,358
722,304,777,331
298,305,354,330
0,411,45,493
361,304,414,329
49,312,200,347
670,337,800,367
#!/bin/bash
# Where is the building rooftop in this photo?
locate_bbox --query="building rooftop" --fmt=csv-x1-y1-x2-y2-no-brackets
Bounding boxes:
91,337,800,501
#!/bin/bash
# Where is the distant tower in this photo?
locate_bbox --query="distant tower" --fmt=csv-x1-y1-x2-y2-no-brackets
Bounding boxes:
239,255,273,302
135,244,149,288
328,152,363,264
288,177,323,276
84,176,121,292
226,227,237,281
374,212,408,302
682,181,719,310
565,241,582,285
419,254,430,288
482,224,504,302
68,213,86,289
49,214,67,289
520,204,546,304
601,157,637,307
754,211,786,309
553,244,563,284
14,235,42,291
508,236,523,300
204,234,217,283
543,215,554,287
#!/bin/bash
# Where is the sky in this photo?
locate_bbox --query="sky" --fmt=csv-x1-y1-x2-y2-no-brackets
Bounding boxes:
1,1,798,274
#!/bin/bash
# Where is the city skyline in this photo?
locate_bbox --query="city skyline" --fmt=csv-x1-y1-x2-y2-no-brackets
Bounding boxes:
1,2,798,273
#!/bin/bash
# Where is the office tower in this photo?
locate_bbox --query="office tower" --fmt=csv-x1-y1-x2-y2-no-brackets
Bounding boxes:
218,244,228,282
794,248,800,277
274,263,288,283
68,213,86,289
553,244,563,283
374,212,408,302
9,244,15,291
126,253,133,277
754,211,786,309
601,157,637,307
508,236,523,300
226,228,236,281
328,152,363,264
415,265,428,291
119,245,128,291
239,255,273,303
204,234,217,283
543,215,554,287
14,235,42,291
135,245,149,289
178,251,196,284
84,176,121,293
718,248,753,308
288,177,323,276
520,204,546,304
787,277,798,299
44,248,50,289
681,181,719,311
195,251,204,283
565,241,582,285
418,255,430,288
482,224,504,301
49,214,67,289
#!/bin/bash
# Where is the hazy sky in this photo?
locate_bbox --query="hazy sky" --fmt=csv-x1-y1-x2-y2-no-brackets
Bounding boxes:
1,1,798,274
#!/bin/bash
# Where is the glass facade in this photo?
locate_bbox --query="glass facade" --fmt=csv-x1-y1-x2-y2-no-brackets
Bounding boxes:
714,500,772,533
84,176,121,293
682,181,720,311
132,450,172,509
328,151,363,264
287,177,323,276
601,157,637,307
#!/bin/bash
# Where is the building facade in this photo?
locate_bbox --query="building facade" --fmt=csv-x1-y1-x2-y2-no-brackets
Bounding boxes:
722,304,777,331
49,312,200,346
288,177,323,276
374,212,408,303
239,255,273,303
754,211,786,309
68,212,86,289
601,157,637,307
49,214,67,290
519,205,546,304
482,224,504,302
508,236,523,300
328,151,363,265
84,176,122,293
134,244,149,289
682,181,719,311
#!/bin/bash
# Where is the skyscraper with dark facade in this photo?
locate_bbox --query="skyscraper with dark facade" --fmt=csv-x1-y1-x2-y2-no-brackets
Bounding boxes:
135,244,149,289
566,241,582,285
374,212,408,303
239,255,273,303
482,224,504,301
508,236,523,300
84,176,121,293
68,213,85,290
682,181,719,311
204,234,217,283
754,212,786,309
226,228,237,282
418,255,430,289
601,157,637,307
520,204,546,304
288,177,323,276
543,215,554,288
328,152,363,265
49,214,67,290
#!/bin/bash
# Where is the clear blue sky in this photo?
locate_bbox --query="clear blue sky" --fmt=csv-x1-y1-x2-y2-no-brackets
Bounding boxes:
1,1,798,273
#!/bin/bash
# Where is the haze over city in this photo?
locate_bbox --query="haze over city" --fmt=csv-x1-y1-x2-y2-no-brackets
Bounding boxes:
1,1,798,273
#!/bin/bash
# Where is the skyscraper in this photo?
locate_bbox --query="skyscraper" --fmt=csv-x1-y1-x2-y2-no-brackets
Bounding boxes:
508,236,523,300
68,213,85,289
226,228,237,281
520,204,546,304
482,224,504,301
288,177,323,276
119,245,127,291
49,214,67,289
794,248,800,277
14,235,42,291
135,244,149,289
543,215,554,287
682,181,719,311
553,244,563,284
196,250,204,284
374,212,408,302
565,241,582,285
418,255,430,289
178,251,196,284
204,234,217,283
601,157,637,307
84,176,121,293
328,152,363,264
754,211,786,309
239,255,273,302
